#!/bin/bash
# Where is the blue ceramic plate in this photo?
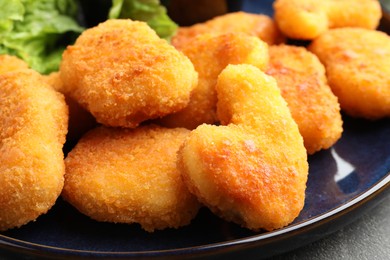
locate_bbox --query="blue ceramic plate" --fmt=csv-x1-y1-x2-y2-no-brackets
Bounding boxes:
1,1,389,259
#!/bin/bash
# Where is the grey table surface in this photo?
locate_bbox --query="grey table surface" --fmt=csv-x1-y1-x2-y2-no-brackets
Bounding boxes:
269,195,390,260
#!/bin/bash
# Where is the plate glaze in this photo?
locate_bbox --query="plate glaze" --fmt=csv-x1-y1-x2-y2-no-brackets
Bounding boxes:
1,1,389,259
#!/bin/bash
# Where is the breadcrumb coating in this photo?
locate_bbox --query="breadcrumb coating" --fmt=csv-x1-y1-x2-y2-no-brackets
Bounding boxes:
274,0,381,39
63,125,200,232
0,69,68,231
43,72,97,144
172,12,284,50
266,45,343,154
158,32,269,129
309,28,390,119
0,55,29,74
179,64,308,231
60,19,197,128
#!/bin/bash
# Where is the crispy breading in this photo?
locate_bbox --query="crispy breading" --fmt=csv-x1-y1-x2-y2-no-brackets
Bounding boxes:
179,64,308,231
274,0,381,39
0,55,29,74
157,32,269,129
172,12,284,50
0,70,68,231
62,125,201,232
266,45,343,154
43,72,97,144
60,19,197,128
44,71,64,92
309,28,390,119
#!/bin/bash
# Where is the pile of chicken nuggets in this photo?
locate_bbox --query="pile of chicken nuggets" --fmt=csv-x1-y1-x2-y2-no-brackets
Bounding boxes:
1,0,389,233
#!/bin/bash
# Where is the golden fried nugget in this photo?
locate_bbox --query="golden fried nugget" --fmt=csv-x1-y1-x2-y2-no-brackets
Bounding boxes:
158,32,269,129
274,0,381,40
172,11,285,50
266,45,343,154
0,55,29,74
62,125,201,232
309,28,390,119
325,0,381,29
179,64,308,231
43,72,97,144
60,19,197,128
0,70,68,231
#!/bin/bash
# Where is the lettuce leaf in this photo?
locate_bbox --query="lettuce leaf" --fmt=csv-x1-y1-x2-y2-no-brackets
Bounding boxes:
0,0,83,74
108,0,177,41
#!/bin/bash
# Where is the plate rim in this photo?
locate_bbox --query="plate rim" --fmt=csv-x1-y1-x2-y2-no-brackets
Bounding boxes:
1,1,390,258
1,172,389,258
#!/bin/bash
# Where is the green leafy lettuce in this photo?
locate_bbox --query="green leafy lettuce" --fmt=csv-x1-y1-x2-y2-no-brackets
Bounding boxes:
108,0,177,41
0,0,83,74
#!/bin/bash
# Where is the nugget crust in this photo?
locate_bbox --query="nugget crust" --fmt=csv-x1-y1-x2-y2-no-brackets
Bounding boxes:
0,70,68,231
274,0,381,39
0,55,29,74
63,125,200,232
60,19,197,128
43,72,97,144
179,64,308,231
172,12,284,50
266,45,343,154
158,33,269,129
44,71,64,92
309,28,390,119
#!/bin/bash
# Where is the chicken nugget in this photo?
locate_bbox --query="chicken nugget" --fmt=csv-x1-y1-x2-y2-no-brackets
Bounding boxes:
266,45,343,154
179,64,308,231
60,19,197,128
62,125,200,232
309,28,390,119
0,70,68,231
172,12,285,50
274,0,381,40
158,32,269,129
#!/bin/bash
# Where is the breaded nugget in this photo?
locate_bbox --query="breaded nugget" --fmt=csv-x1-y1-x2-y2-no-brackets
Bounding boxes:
274,0,381,40
266,45,343,154
62,125,200,232
172,12,285,50
158,32,269,129
60,19,197,128
43,72,97,145
309,28,390,119
0,70,68,231
179,64,308,231
325,0,381,29
0,55,29,74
